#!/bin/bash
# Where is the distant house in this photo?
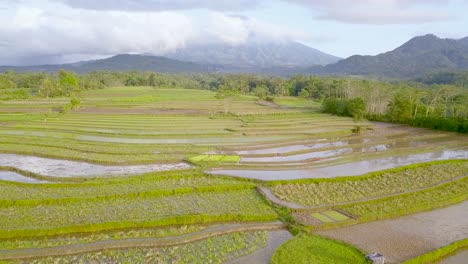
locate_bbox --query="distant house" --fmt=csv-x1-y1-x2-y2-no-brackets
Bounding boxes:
366,252,385,264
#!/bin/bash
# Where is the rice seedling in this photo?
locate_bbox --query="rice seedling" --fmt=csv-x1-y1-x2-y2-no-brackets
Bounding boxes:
14,231,268,264
0,190,277,238
270,161,468,207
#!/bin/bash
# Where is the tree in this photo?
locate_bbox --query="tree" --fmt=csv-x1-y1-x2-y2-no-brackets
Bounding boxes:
39,77,57,98
148,73,157,87
254,85,268,100
387,90,414,122
0,73,16,89
347,98,366,121
58,70,79,96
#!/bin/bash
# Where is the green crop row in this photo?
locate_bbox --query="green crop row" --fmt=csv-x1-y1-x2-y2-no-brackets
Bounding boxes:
0,172,257,205
269,160,468,207
337,177,468,222
11,231,268,264
0,190,277,239
0,225,206,250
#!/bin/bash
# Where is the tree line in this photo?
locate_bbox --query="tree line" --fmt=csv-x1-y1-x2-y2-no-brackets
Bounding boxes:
1,70,467,133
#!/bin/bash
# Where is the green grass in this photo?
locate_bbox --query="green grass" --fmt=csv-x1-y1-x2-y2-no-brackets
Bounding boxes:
322,211,350,221
270,234,369,264
403,239,468,264
270,161,468,207
0,189,277,239
29,231,268,264
311,213,334,223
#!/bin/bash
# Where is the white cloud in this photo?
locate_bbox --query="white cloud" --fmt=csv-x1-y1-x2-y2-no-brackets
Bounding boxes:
0,1,302,65
58,0,263,11
287,0,454,24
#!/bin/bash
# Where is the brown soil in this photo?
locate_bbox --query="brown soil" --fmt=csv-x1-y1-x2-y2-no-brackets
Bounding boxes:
316,201,468,264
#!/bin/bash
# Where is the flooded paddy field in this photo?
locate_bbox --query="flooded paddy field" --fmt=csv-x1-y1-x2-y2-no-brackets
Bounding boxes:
0,154,191,178
0,171,49,184
209,149,467,180
317,201,468,263
209,122,467,181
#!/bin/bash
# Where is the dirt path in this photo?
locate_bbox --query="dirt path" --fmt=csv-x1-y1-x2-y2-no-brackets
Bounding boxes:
0,221,286,260
317,201,468,264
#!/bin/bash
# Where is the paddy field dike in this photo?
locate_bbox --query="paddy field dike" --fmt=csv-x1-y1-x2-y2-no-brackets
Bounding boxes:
0,86,467,263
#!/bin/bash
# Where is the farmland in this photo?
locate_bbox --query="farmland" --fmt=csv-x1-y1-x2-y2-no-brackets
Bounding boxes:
0,86,467,263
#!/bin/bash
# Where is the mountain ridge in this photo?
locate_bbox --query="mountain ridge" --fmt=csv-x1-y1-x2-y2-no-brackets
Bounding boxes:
312,34,468,78
164,41,341,67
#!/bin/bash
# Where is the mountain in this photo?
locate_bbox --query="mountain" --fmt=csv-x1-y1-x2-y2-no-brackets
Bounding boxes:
314,34,468,79
0,54,216,73
164,41,341,68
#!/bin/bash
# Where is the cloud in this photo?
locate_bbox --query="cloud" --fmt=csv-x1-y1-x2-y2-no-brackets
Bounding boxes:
57,0,264,11
0,1,302,65
286,0,455,24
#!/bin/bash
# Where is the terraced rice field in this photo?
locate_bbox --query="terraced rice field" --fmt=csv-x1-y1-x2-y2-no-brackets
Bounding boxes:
1,86,467,263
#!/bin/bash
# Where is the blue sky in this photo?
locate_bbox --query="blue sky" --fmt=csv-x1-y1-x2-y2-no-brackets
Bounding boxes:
1,0,467,64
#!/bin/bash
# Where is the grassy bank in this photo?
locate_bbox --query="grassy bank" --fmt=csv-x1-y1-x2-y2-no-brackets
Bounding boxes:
270,234,369,264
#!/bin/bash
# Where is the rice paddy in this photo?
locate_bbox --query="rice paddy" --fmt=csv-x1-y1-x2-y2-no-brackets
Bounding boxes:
1,86,467,263
269,161,468,207
317,201,468,263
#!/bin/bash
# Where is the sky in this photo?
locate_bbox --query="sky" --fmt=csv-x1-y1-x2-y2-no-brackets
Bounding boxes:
1,0,468,65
